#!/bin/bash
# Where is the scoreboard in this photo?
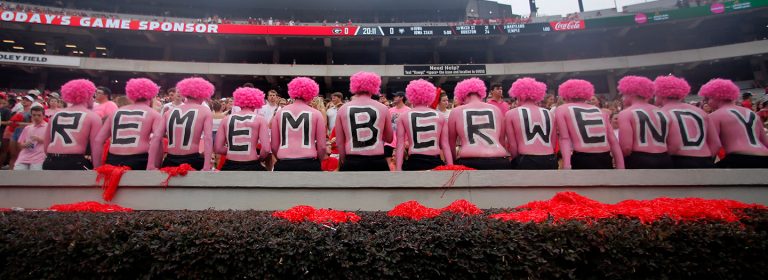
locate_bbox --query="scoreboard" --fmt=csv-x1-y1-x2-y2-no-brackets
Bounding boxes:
355,23,552,37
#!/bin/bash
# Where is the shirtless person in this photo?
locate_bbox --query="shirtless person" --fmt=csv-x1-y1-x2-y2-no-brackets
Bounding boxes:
448,78,510,170
43,79,102,170
654,75,716,168
162,77,214,171
215,87,270,171
334,72,393,171
617,76,673,169
700,78,768,168
504,78,557,169
555,79,624,169
271,77,327,171
395,79,452,171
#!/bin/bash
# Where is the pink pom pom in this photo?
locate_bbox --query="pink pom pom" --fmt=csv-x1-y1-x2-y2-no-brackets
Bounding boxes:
454,78,487,105
288,77,319,101
125,78,159,102
176,77,214,100
405,79,437,106
509,77,547,103
618,76,654,99
654,75,690,100
699,78,740,101
558,79,594,101
349,71,381,95
60,79,96,105
233,87,265,109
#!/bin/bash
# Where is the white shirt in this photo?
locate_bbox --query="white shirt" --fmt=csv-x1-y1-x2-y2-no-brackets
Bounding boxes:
161,102,184,116
326,106,338,132
258,103,278,122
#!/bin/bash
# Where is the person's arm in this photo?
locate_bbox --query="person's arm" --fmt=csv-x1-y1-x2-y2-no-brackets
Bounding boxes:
258,117,271,161
504,111,518,159
17,126,30,148
555,109,573,169
89,115,103,168
202,112,213,171
93,116,113,167
147,114,165,170
315,112,327,161
439,120,453,166
270,111,281,159
447,110,458,161
617,111,633,156
606,115,624,169
394,116,406,171
335,112,346,162
707,115,722,157
43,120,52,154
382,109,393,143
214,117,228,155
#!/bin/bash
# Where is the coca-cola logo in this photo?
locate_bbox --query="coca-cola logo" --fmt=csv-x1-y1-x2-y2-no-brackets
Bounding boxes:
549,20,585,31
634,13,648,24
710,3,725,14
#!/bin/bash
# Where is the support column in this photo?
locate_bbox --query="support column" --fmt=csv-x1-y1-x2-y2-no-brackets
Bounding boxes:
606,72,617,98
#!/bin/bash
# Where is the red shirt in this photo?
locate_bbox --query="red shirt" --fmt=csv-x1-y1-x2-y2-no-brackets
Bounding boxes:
487,98,510,115
742,99,753,110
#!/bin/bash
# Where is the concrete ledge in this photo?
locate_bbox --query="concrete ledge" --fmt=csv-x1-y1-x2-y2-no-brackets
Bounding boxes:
1,170,767,210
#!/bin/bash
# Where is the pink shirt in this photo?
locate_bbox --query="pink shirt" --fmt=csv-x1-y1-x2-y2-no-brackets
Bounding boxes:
95,103,164,169
555,103,623,169
386,105,411,148
661,101,715,157
16,121,47,164
271,101,327,160
487,98,510,115
93,101,118,119
163,102,214,170
334,95,393,160
395,106,453,170
215,109,270,162
618,102,671,156
447,100,508,159
505,103,556,158
44,105,103,166
709,104,768,156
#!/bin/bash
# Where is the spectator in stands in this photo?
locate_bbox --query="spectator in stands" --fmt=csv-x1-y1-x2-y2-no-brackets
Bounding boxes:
215,87,270,171
555,79,623,169
617,76,673,169
13,106,46,170
326,92,343,133
162,77,214,171
161,87,183,116
93,86,118,120
43,79,102,170
95,78,164,170
114,96,132,107
758,99,768,124
487,83,509,115
701,101,713,114
0,94,11,169
395,79,451,170
542,94,556,110
45,96,63,119
437,92,451,120
310,96,328,126
505,78,557,170
448,78,510,170
385,91,410,169
335,72,392,171
377,94,390,107
6,95,34,168
741,92,753,110
271,77,327,171
654,75,715,168
258,90,279,122
701,79,768,168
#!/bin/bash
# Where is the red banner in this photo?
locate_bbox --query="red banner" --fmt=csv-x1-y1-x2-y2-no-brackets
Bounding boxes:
549,20,585,31
0,10,357,36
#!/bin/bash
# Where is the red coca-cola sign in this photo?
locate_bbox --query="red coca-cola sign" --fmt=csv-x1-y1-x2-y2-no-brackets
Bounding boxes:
549,20,585,31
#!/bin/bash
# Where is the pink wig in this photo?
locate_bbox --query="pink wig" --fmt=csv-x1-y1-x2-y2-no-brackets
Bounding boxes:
233,87,266,109
558,79,594,101
288,77,319,102
60,79,96,105
509,77,547,103
125,78,160,102
653,75,690,100
349,71,381,95
618,76,654,99
699,78,740,101
454,78,487,104
176,77,214,100
405,79,437,106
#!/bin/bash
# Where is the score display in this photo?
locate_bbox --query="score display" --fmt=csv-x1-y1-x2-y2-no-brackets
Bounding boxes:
356,23,551,37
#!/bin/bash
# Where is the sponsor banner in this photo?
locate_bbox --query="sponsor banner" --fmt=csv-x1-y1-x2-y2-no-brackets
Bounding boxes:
548,20,585,31
0,51,80,67
0,10,357,36
404,64,486,76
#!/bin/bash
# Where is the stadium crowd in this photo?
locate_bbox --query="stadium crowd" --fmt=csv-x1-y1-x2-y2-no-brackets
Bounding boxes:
1,72,767,172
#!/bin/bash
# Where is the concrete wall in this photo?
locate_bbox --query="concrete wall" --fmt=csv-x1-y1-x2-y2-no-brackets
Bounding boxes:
2,40,766,77
1,169,766,211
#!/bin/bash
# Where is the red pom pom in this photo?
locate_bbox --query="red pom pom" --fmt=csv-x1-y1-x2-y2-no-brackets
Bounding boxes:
441,199,483,216
387,200,441,220
273,205,360,224
95,164,131,202
431,165,477,171
50,201,132,212
159,164,195,187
